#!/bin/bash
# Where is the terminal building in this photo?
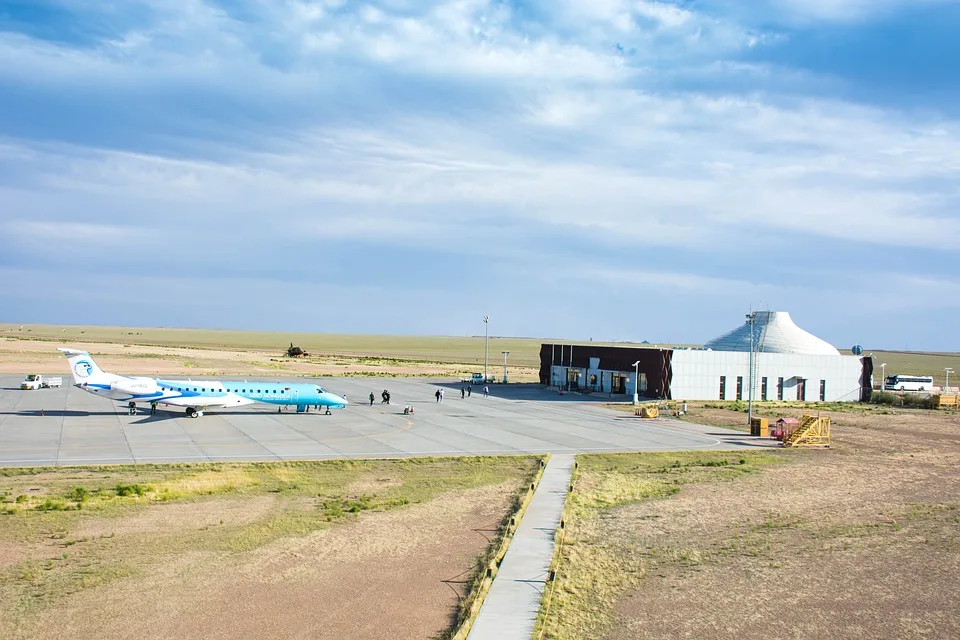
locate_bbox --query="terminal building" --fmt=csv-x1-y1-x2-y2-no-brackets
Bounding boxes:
539,312,873,403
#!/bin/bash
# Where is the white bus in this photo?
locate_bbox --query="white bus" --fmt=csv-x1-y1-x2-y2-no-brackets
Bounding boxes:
884,375,934,392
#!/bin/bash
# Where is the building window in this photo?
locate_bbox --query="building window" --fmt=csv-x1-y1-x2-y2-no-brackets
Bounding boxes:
819,380,826,401
777,377,784,401
719,376,726,400
761,377,768,401
797,379,806,401
736,376,743,401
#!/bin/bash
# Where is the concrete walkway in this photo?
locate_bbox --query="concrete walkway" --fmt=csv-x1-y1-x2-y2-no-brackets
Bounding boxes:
468,453,576,640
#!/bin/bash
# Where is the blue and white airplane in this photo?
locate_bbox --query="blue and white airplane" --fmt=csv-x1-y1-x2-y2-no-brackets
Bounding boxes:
59,348,348,418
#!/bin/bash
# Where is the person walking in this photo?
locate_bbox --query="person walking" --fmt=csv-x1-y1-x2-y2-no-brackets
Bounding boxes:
439,388,444,403
483,385,489,398
467,386,472,397
461,387,465,399
369,392,375,406
150,402,157,415
435,389,441,403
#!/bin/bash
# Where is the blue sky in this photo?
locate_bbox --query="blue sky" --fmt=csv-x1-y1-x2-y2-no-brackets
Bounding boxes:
1,0,959,351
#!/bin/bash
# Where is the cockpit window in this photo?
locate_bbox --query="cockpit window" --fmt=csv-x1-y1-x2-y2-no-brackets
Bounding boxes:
317,387,326,393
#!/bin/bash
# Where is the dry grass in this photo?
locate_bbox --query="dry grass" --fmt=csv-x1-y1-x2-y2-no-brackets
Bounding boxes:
0,337,541,380
0,457,541,639
537,408,960,639
0,323,549,367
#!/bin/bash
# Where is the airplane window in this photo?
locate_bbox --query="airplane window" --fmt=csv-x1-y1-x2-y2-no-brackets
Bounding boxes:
280,390,285,394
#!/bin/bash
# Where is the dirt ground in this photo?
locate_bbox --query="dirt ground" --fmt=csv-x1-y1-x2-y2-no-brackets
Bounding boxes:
16,485,507,640
0,458,539,640
544,407,960,639
0,337,540,381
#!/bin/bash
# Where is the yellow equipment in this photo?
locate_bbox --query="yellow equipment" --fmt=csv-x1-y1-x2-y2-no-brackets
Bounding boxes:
783,414,831,448
750,417,769,437
635,405,659,418
934,394,959,409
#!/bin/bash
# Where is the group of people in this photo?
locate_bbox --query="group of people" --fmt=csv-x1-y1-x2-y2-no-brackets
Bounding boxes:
127,401,159,416
371,390,391,405
367,384,491,409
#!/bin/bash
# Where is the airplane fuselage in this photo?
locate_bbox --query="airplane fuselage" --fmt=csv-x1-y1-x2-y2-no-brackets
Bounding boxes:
80,378,347,411
59,348,348,417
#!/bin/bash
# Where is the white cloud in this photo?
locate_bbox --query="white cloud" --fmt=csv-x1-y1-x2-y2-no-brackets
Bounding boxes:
1,0,959,344
770,0,958,23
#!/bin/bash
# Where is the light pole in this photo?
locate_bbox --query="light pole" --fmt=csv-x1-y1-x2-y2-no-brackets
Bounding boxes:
946,367,954,391
632,360,641,405
502,351,510,383
483,315,489,383
747,312,755,427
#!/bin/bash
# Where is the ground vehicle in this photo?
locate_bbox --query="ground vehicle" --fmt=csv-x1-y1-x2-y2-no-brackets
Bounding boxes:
884,375,934,392
21,374,63,390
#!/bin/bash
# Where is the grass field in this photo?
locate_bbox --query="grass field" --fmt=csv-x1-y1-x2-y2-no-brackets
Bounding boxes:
0,457,541,640
0,323,550,368
867,349,960,389
3,325,956,380
536,409,960,639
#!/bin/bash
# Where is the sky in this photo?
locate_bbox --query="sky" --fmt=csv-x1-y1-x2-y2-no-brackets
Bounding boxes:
1,0,959,351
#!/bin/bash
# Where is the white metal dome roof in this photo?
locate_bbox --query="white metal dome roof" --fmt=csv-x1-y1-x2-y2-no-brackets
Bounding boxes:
704,311,840,356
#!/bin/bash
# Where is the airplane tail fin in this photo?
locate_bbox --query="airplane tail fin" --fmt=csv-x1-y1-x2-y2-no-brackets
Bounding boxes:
58,348,113,386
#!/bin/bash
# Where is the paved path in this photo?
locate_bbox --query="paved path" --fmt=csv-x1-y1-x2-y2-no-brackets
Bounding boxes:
468,454,576,640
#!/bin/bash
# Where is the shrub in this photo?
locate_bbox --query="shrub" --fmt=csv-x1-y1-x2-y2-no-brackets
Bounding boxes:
35,498,67,511
68,487,89,502
872,391,900,406
114,483,149,497
872,391,935,409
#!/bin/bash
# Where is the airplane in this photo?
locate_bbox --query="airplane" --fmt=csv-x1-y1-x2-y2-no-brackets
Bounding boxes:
58,348,348,417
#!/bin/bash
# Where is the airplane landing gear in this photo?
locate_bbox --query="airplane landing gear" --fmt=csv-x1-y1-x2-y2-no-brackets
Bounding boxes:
186,407,203,418
324,407,332,415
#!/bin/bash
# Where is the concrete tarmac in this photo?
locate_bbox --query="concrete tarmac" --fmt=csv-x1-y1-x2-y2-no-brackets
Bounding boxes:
0,376,765,467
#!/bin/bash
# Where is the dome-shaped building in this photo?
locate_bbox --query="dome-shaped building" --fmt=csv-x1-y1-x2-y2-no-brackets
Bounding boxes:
539,310,871,404
704,311,840,356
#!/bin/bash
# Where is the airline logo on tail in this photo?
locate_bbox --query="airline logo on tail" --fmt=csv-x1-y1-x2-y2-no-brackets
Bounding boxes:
74,361,94,378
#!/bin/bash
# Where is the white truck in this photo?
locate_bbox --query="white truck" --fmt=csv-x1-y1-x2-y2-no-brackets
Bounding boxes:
461,372,494,385
21,374,63,390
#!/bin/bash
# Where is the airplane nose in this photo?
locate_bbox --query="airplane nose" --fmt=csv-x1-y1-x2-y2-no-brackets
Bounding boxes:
340,395,349,406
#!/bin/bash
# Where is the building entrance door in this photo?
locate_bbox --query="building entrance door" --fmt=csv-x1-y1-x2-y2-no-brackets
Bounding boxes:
612,374,626,394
